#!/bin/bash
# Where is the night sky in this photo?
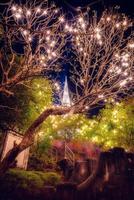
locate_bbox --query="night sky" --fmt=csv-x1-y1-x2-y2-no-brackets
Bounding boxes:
0,0,133,115
0,0,134,15
53,0,134,16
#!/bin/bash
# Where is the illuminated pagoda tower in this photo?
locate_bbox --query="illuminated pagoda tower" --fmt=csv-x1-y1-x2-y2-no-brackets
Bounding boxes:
62,76,71,107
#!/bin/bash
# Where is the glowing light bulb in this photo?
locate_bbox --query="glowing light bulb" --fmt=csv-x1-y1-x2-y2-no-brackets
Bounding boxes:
81,23,86,29
95,28,101,32
28,36,32,41
73,28,77,33
47,49,51,54
41,55,45,60
50,40,56,47
80,47,83,51
54,9,58,13
117,69,121,74
128,43,134,48
98,40,102,45
46,36,50,41
48,55,52,59
65,24,69,30
15,13,21,19
26,10,31,16
85,106,89,110
23,30,28,36
115,53,120,58
11,5,17,11
106,17,111,22
96,33,101,40
115,23,120,28
123,72,128,76
36,7,41,13
122,62,129,67
43,10,47,15
52,52,56,57
69,27,73,32
122,20,127,26
129,77,132,81
18,8,22,13
98,94,104,98
59,16,64,22
80,79,84,84
78,17,83,22
120,80,127,86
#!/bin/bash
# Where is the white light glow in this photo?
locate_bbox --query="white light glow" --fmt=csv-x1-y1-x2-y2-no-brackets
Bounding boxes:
26,10,31,16
15,13,21,19
11,5,17,11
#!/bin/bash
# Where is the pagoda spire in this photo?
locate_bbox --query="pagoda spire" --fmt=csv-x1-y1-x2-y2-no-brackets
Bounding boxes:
62,76,71,106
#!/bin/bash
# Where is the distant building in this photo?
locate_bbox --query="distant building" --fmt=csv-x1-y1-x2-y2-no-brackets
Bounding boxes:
62,76,71,106
0,131,29,169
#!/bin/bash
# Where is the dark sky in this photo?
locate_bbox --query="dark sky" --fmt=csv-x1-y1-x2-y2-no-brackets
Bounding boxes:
53,0,134,16
0,0,134,16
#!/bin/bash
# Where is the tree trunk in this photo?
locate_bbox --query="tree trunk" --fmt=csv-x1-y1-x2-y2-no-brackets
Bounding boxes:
0,107,72,175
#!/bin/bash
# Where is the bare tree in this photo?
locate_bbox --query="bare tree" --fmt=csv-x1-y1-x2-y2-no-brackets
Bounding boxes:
0,6,134,175
67,10,134,112
0,0,66,95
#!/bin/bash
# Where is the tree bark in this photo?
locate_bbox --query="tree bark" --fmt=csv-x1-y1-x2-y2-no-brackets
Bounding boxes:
0,107,72,175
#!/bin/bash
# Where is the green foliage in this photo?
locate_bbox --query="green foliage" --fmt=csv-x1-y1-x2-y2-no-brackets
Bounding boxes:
0,78,52,131
0,169,61,200
71,99,134,151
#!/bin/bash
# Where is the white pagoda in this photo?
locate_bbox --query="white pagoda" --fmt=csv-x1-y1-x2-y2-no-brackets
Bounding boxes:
62,76,71,107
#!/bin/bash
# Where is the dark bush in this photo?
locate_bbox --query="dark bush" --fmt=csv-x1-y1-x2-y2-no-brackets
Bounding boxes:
0,168,61,200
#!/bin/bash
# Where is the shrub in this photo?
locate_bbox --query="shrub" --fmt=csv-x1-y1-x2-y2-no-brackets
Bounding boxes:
0,168,61,200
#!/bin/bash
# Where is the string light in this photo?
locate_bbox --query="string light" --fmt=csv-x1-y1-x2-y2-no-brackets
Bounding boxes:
52,52,56,57
54,9,58,13
59,16,64,22
46,36,50,41
26,10,31,16
36,7,41,13
129,77,132,81
95,28,101,32
98,40,103,45
123,72,128,76
122,20,127,26
11,5,17,11
98,94,104,98
80,79,84,84
120,80,127,86
96,33,101,40
65,24,69,30
50,40,56,47
78,17,84,23
18,8,22,13
28,36,32,41
81,23,86,29
23,30,28,36
122,62,129,67
106,17,111,22
15,13,21,19
46,30,51,35
117,68,121,74
43,10,47,15
115,23,120,28
85,106,89,110
47,49,51,54
41,55,45,60
128,43,134,48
